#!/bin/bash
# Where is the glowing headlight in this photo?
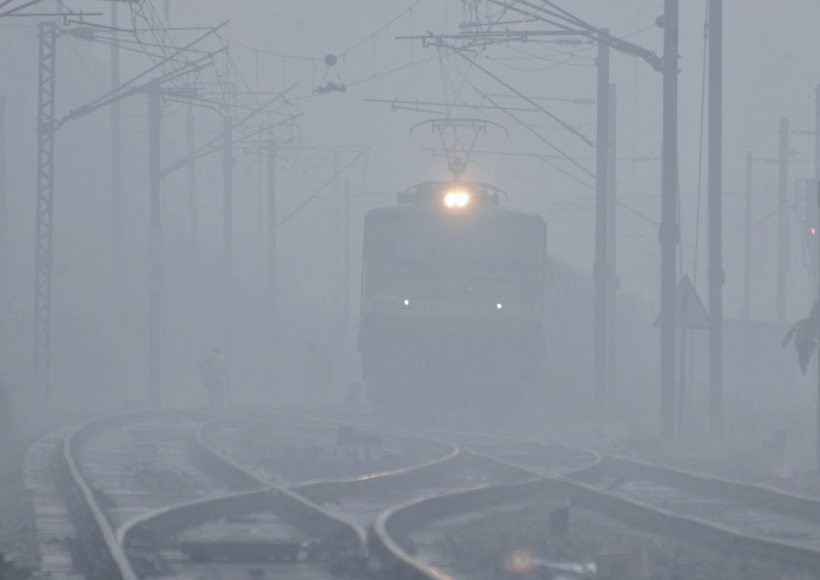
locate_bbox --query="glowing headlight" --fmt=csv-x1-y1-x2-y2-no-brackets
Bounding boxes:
444,191,470,208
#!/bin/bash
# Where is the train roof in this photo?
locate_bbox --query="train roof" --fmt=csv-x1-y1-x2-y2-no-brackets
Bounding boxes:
367,180,545,224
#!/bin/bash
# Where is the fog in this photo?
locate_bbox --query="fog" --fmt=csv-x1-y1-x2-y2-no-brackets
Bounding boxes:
1,0,820,466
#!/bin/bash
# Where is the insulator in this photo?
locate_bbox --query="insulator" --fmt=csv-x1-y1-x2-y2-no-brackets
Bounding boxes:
555,38,583,46
69,27,95,42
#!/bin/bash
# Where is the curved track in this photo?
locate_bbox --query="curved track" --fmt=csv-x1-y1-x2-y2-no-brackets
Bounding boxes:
376,434,820,579
38,406,820,580
35,409,534,579
194,411,544,577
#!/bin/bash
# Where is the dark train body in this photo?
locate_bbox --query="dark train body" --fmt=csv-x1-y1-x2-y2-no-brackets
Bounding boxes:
358,181,547,409
358,180,651,414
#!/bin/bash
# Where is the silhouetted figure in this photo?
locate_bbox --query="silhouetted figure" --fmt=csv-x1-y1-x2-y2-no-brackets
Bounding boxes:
316,344,332,400
198,347,230,407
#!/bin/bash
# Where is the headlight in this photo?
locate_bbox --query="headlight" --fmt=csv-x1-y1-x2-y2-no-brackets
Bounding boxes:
444,191,470,208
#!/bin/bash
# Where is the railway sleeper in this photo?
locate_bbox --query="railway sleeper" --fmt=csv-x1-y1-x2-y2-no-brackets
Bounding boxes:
180,539,304,563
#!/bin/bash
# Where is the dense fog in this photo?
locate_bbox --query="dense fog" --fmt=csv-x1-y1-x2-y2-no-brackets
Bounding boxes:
1,0,820,465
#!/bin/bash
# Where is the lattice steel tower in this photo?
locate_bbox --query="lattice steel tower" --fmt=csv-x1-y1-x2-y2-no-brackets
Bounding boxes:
33,21,57,406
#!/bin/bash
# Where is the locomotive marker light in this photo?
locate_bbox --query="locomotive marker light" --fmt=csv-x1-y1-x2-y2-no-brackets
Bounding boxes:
444,190,470,208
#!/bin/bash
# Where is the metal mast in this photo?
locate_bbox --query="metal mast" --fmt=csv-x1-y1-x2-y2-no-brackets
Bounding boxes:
606,83,618,387
708,0,724,435
147,91,163,407
813,87,820,303
816,86,820,183
266,139,277,303
594,32,610,411
223,115,233,279
777,117,789,324
806,176,820,466
33,21,57,406
0,97,6,338
186,103,198,250
743,151,752,320
343,176,351,334
111,2,121,308
266,139,277,391
660,0,680,439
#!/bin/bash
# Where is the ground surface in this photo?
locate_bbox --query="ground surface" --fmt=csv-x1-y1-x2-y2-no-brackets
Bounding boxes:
0,439,38,569
440,501,820,580
0,407,117,573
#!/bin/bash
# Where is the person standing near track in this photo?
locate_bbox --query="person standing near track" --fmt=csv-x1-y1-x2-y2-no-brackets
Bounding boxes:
198,347,230,407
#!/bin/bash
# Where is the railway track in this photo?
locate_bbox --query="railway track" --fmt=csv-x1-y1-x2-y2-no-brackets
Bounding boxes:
28,408,549,579
27,406,820,580
28,409,380,580
373,435,820,579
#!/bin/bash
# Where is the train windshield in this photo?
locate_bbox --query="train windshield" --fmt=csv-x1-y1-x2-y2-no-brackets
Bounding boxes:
364,211,545,305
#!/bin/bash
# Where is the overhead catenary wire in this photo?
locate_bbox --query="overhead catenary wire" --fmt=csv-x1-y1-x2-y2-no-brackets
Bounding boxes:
278,149,369,226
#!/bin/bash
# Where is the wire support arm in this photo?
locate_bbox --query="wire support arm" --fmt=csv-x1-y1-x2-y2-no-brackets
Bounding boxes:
162,111,302,180
278,149,369,227
57,20,229,126
484,0,663,72
426,36,593,146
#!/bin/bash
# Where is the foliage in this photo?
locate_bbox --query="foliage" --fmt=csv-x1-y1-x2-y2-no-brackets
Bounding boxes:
782,299,820,375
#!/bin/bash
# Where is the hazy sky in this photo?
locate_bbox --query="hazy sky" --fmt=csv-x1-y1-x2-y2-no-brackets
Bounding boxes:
3,0,820,336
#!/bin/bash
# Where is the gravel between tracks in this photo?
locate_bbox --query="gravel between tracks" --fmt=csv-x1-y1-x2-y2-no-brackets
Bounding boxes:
0,440,38,569
202,420,448,485
1,409,109,572
423,499,820,580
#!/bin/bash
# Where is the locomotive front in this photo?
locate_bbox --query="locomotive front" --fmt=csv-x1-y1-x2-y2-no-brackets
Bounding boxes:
359,181,546,410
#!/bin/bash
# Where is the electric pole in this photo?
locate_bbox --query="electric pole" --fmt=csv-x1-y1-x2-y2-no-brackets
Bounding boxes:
708,0,724,436
25,15,229,408
0,96,6,342
266,138,277,391
606,83,618,389
593,31,610,412
343,176,351,336
33,21,57,407
816,86,820,183
744,151,752,320
813,91,820,469
147,91,163,407
777,117,789,324
186,103,198,250
110,2,122,400
266,139,277,304
111,1,121,308
333,149,342,309
223,115,233,279
660,0,680,439
816,177,820,468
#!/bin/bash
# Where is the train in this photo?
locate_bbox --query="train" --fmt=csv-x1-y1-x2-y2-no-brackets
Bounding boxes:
358,180,546,410
358,179,650,414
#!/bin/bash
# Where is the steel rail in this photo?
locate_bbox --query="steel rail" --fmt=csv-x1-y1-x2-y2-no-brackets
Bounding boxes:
378,443,820,574
60,411,159,580
574,452,820,527
194,417,369,555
